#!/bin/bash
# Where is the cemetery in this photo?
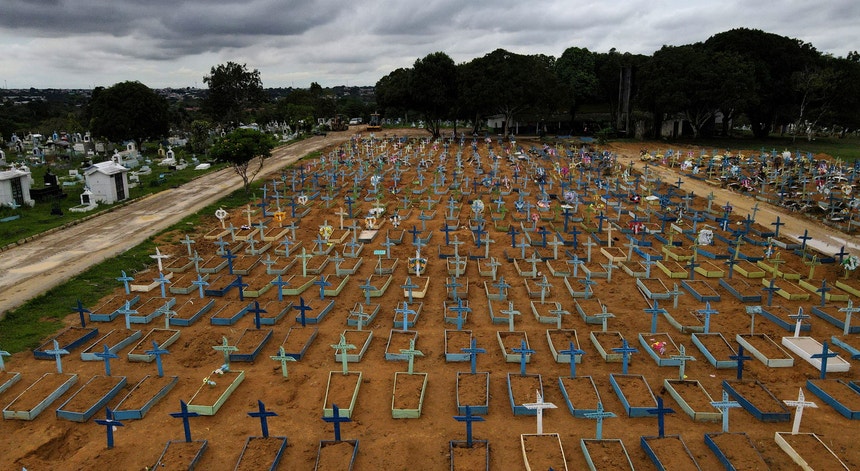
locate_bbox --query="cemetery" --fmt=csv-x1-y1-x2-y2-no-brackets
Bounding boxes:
2,131,860,471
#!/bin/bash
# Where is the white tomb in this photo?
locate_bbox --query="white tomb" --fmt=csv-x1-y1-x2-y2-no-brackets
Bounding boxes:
83,161,130,204
0,166,35,208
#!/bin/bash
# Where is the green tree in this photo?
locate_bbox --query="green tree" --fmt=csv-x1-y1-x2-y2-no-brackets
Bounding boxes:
209,128,276,192
555,47,599,126
705,28,820,138
87,81,169,148
203,62,266,126
375,67,412,122
640,43,754,138
459,49,564,136
188,119,212,154
409,52,458,137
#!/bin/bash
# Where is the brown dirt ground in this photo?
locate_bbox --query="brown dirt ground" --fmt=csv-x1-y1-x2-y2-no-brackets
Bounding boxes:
1,132,859,471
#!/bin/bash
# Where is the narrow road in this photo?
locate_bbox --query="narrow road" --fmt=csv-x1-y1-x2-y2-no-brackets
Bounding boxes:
0,132,353,317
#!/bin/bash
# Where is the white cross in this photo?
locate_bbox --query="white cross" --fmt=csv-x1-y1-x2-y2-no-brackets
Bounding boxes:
522,390,557,434
783,388,817,435
150,247,170,272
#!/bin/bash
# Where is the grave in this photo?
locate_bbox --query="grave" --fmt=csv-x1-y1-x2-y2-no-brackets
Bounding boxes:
127,328,181,362
79,329,142,361
187,368,245,416
33,326,99,360
2,372,79,420
609,374,658,417
56,374,127,422
113,375,179,420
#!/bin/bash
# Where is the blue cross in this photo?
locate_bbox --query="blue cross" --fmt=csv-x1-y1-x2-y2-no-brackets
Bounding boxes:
816,280,831,307
155,272,171,298
292,297,313,327
762,279,779,306
247,301,267,329
512,340,535,376
730,344,752,380
222,249,237,274
698,301,718,334
449,298,470,331
322,404,351,441
359,277,376,305
559,341,585,378
612,339,637,375
811,341,838,380
315,275,332,300
461,338,486,375
45,339,69,373
710,390,741,433
192,274,209,299
248,400,278,438
272,275,290,302
170,400,200,442
646,396,675,438
644,300,664,334
95,407,124,449
116,271,134,295
401,277,419,304
453,405,485,448
771,217,784,237
73,300,90,328
584,402,615,440
145,340,170,377
440,224,454,245
94,344,119,376
231,274,248,301
508,226,519,247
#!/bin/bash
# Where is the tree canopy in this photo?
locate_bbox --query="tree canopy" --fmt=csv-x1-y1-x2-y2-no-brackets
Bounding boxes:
203,62,266,126
209,128,276,192
87,81,169,146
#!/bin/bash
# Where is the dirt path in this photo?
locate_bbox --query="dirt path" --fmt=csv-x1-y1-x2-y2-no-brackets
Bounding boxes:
0,130,368,317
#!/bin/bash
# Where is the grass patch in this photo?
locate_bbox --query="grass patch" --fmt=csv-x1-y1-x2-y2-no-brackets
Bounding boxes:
638,135,860,161
0,165,284,353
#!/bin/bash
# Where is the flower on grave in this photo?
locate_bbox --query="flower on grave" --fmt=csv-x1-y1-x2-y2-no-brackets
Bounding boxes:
842,255,859,272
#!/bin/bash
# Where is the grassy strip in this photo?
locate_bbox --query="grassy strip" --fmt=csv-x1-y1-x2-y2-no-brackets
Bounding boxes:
0,145,322,353
0,180,270,353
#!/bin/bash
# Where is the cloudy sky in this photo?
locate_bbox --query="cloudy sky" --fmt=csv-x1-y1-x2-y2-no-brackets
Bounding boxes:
1,0,858,90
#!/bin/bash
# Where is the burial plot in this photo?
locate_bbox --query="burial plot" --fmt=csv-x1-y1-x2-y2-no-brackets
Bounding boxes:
335,330,373,363
638,333,688,366
2,372,78,420
736,333,795,367
721,379,791,422
663,379,720,422
704,431,769,471
127,328,181,362
640,435,701,471
609,374,658,417
691,333,738,369
113,374,178,420
444,329,473,362
322,372,362,419
229,329,273,362
580,439,635,471
278,326,318,360
151,439,208,471
781,336,850,375
187,367,245,416
55,374,127,422
127,297,176,325
33,325,98,359
520,433,568,471
209,300,252,326
391,343,428,418
774,432,851,470
89,294,140,322
806,378,860,420
80,328,142,361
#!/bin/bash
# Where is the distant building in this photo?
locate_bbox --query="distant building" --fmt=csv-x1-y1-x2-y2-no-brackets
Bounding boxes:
83,161,129,204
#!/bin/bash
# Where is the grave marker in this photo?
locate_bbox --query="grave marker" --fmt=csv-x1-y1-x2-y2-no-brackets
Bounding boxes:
170,400,200,442
331,334,356,375
453,405,484,448
94,344,119,376
783,388,817,435
322,404,351,442
248,400,278,438
612,339,637,375
523,390,557,434
95,407,123,449
46,339,69,373
270,346,296,378
212,336,238,368
646,396,675,438
710,390,741,433
584,402,616,440
560,342,585,378
461,338,486,375
146,341,170,377
512,340,534,376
